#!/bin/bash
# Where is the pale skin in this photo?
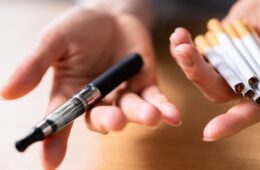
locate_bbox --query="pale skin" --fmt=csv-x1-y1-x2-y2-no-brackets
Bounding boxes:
1,0,260,169
0,6,180,170
170,0,260,142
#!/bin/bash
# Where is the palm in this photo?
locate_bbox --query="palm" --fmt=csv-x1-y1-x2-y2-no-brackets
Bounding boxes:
50,10,119,99
2,7,180,169
50,8,156,100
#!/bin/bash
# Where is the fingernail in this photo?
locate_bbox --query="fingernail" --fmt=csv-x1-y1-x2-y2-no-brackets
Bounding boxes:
202,137,218,142
169,32,176,42
171,121,182,127
175,46,193,66
93,128,109,135
170,29,180,44
99,131,109,135
170,27,184,43
149,124,160,130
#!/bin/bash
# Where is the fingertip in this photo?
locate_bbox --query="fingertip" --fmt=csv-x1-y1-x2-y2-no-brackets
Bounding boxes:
202,137,218,142
138,104,161,126
203,116,227,142
170,27,193,47
88,106,127,133
203,130,220,142
103,107,127,131
160,103,182,126
0,87,20,100
141,86,182,126
0,58,48,100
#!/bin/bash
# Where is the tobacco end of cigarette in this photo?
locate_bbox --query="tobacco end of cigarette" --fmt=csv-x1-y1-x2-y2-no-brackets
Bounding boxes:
223,23,240,38
255,97,260,104
244,90,255,99
207,18,224,33
194,35,210,54
235,83,245,93
232,19,249,37
205,31,219,46
248,76,259,88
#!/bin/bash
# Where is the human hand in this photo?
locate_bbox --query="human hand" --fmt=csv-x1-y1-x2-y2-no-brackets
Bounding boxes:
169,5,260,143
1,7,181,169
223,0,260,25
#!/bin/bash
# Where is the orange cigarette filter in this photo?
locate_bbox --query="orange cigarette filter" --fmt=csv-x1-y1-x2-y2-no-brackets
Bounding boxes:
241,20,257,34
205,31,219,47
194,35,211,54
207,18,224,33
241,19,260,43
223,23,240,39
232,19,250,37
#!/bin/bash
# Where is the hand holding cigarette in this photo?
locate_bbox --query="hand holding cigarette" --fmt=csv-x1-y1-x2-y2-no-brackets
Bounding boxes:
201,19,260,101
169,17,260,142
170,0,260,142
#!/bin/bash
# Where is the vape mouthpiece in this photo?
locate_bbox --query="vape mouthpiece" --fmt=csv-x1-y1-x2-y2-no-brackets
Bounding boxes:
15,128,44,152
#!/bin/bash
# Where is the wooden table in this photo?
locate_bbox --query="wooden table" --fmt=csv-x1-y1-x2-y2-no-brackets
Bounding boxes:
1,1,260,170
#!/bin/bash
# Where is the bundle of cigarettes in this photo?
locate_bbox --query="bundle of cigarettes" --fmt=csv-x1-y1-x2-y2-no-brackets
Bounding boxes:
194,19,260,104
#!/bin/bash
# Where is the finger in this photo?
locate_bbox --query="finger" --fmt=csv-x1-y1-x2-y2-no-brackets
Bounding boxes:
141,85,182,126
41,94,72,170
169,28,236,102
169,28,193,48
0,29,66,100
118,92,161,126
85,104,127,133
203,100,260,142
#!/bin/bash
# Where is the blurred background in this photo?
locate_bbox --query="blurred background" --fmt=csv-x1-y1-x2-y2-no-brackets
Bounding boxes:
1,0,260,170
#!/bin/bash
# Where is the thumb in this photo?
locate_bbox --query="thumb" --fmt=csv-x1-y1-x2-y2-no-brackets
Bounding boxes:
1,30,66,100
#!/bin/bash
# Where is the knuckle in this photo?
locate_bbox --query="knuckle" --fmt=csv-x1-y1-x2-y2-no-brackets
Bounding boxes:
186,71,201,84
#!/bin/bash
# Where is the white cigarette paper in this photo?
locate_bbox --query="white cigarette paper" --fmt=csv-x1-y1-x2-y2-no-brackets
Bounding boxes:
223,23,260,75
195,36,244,93
205,31,255,96
194,19,260,102
233,20,260,73
208,19,258,87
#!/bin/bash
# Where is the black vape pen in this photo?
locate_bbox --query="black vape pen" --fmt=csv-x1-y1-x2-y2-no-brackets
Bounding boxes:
15,53,143,152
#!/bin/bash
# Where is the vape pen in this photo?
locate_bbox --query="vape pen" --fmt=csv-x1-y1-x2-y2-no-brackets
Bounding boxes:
15,53,143,152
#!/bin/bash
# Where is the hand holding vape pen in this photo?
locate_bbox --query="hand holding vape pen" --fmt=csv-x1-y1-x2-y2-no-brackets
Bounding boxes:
15,53,143,152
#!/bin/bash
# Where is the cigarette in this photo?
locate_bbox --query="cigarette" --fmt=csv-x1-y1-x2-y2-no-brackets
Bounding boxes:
204,31,255,98
205,31,233,66
195,35,244,93
208,19,258,87
244,88,255,100
242,20,260,46
232,19,260,74
254,88,260,104
223,23,260,75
